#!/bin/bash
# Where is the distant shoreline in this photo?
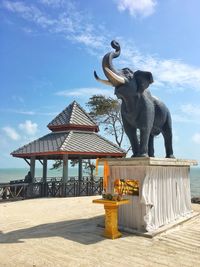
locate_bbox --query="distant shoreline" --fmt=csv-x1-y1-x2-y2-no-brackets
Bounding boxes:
0,167,199,197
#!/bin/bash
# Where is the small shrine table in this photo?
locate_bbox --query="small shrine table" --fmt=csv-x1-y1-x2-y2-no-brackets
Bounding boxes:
93,198,130,239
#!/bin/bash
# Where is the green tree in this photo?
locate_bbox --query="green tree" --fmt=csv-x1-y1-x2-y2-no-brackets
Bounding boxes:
51,159,96,181
71,159,96,180
87,95,125,148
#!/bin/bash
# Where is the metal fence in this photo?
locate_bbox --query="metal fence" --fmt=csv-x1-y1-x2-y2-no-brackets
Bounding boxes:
0,177,103,201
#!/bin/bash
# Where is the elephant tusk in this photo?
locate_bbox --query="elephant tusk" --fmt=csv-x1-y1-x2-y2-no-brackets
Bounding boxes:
105,67,126,85
94,71,113,86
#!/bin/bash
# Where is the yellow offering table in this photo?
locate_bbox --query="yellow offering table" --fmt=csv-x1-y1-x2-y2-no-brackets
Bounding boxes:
93,198,130,239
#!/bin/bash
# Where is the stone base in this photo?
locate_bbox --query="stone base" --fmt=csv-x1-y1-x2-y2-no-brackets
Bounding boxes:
98,211,200,238
119,211,200,238
99,157,198,167
100,157,198,233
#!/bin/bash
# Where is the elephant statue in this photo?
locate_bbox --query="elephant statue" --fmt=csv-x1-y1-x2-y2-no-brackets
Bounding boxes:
94,40,174,158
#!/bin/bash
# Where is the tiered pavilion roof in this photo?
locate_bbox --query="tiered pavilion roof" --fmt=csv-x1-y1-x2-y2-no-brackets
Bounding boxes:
11,101,126,188
11,101,125,160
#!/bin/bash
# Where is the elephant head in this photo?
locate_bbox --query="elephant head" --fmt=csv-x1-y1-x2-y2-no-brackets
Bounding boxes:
94,40,154,102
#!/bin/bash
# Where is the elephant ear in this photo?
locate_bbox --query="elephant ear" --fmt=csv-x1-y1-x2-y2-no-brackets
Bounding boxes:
135,70,154,94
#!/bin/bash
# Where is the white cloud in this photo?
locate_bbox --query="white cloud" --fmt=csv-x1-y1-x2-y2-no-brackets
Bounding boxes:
17,110,35,115
12,95,24,103
119,42,200,92
3,1,200,92
192,133,200,144
2,126,20,140
2,0,57,28
1,108,57,116
39,0,65,8
72,33,106,50
3,1,40,20
116,0,157,17
1,108,35,115
55,87,113,97
172,114,200,125
2,0,107,52
172,114,190,123
180,104,200,117
172,103,200,125
22,27,35,34
19,120,38,135
172,130,179,143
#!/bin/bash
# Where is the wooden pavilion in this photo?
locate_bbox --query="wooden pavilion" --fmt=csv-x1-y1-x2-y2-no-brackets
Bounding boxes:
11,101,126,197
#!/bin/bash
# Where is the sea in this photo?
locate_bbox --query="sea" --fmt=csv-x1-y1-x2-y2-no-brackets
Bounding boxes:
0,167,199,197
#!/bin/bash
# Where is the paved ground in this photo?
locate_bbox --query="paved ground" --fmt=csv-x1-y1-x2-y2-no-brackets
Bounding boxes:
0,197,200,267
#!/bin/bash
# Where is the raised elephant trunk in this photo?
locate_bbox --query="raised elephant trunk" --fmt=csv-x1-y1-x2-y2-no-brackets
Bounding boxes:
94,40,126,87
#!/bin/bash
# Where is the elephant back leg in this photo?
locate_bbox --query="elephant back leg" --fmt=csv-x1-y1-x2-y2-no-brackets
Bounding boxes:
162,114,175,158
148,135,155,157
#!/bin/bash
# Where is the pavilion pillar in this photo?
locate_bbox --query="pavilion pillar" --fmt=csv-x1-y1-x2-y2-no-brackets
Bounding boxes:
30,156,35,183
42,157,48,197
62,154,68,197
42,157,47,183
78,157,83,196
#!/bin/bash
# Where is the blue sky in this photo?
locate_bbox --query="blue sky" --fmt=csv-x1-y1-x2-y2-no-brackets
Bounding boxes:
1,0,200,168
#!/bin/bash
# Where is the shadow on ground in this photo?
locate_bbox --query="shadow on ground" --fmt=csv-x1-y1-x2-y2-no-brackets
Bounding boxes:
0,215,106,245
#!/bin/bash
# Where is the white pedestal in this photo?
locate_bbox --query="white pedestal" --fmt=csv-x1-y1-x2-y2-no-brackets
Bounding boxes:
104,158,198,233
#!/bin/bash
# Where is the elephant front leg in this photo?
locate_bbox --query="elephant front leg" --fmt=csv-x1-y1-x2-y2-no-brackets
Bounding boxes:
121,114,139,157
130,129,140,157
139,129,150,157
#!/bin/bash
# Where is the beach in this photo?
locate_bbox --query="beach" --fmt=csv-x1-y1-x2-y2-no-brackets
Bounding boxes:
0,196,200,267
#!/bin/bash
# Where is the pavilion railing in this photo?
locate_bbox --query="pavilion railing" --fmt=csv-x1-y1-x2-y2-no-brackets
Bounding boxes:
0,177,103,201
0,182,29,200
